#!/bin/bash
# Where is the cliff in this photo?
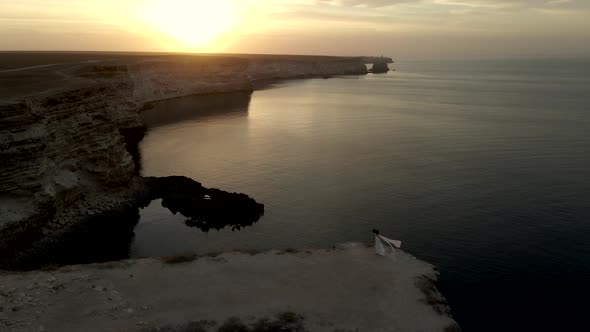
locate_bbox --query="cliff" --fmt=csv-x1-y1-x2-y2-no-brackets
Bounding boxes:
371,62,390,73
0,53,461,331
0,83,142,268
0,53,368,269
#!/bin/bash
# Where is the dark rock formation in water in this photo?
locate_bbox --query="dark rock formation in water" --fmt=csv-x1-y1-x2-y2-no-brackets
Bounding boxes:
140,176,265,232
0,53,373,270
371,62,390,74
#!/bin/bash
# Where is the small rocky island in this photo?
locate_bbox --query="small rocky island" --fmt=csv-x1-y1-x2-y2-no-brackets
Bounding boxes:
0,52,459,331
363,56,393,73
0,244,460,332
371,62,390,73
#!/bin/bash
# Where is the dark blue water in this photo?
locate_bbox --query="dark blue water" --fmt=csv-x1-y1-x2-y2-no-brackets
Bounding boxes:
134,59,590,331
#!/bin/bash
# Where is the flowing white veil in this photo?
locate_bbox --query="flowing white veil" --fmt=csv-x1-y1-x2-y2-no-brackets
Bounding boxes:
373,229,402,256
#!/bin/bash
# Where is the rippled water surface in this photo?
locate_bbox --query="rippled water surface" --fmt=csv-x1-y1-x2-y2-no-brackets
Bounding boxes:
134,59,590,331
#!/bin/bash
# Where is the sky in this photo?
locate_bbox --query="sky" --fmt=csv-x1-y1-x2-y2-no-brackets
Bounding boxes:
1,0,589,59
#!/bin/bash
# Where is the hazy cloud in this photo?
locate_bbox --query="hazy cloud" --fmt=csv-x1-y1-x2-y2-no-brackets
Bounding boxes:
315,0,580,9
0,0,588,58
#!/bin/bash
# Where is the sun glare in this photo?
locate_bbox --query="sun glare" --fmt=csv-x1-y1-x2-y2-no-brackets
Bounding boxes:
138,0,238,51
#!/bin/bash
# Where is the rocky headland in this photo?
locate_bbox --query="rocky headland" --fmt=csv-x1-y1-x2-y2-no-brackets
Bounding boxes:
0,52,369,269
0,52,460,331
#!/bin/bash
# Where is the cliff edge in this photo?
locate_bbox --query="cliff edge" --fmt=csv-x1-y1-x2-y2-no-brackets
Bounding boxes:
0,244,460,332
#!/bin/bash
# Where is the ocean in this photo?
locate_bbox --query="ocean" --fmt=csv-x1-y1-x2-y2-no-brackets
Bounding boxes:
133,58,590,331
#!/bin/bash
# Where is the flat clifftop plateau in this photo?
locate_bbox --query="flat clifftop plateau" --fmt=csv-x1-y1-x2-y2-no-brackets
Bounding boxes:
0,53,369,269
0,53,369,102
360,56,394,64
0,245,460,332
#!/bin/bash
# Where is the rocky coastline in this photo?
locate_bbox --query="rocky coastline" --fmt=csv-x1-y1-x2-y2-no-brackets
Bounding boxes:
0,52,461,331
0,53,369,269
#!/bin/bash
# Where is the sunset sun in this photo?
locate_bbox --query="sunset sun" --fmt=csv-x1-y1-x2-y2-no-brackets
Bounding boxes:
138,0,238,51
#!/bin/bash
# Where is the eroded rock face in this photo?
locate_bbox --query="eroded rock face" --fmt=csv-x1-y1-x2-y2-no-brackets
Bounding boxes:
128,57,254,103
0,84,146,269
0,54,372,269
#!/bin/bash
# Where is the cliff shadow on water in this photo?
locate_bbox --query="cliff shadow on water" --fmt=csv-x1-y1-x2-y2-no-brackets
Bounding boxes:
140,91,252,129
131,92,252,175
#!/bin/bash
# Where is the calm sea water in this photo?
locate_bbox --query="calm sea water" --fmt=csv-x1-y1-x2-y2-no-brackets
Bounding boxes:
133,59,590,331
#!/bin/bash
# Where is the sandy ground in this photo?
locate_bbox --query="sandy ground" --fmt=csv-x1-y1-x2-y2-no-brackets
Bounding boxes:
0,244,458,332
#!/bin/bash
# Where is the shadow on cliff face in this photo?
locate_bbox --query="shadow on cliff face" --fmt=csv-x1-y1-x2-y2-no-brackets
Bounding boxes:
1,204,141,271
40,208,140,269
120,126,147,175
4,176,264,271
